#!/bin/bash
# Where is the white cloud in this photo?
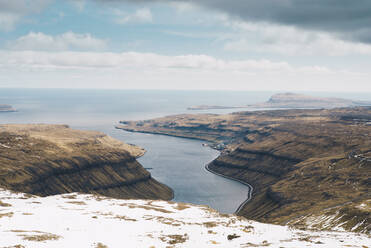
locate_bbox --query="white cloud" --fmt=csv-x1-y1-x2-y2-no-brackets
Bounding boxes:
0,50,297,71
9,32,107,51
1,49,369,92
115,8,153,24
222,20,371,56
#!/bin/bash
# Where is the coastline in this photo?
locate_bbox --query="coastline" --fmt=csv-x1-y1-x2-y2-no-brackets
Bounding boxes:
118,125,254,213
205,163,253,214
115,125,221,149
121,138,176,201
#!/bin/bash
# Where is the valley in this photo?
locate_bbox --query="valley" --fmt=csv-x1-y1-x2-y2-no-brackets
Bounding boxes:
117,107,371,233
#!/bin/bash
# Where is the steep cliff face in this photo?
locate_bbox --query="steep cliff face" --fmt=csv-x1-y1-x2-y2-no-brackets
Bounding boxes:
0,124,173,200
118,107,371,233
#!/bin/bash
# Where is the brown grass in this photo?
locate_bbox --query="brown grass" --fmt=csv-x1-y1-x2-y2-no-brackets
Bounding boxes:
0,212,13,218
159,234,188,245
96,243,109,248
203,222,218,228
0,200,12,207
128,204,173,214
66,201,87,205
21,233,61,242
172,202,190,211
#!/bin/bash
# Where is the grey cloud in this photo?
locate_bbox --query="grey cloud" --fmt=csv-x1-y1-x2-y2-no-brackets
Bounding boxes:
0,0,52,14
0,0,52,31
97,0,371,43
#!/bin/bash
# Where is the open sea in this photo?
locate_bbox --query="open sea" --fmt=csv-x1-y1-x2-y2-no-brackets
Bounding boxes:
0,88,370,213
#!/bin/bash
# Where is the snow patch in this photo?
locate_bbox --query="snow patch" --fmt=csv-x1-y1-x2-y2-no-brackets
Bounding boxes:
0,188,370,247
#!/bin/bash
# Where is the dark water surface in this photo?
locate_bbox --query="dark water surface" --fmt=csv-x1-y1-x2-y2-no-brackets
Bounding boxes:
1,88,370,213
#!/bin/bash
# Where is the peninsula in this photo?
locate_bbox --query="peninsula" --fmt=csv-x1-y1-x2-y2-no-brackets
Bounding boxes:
0,124,173,200
187,105,244,110
249,92,371,109
117,106,371,233
0,104,16,112
186,93,371,111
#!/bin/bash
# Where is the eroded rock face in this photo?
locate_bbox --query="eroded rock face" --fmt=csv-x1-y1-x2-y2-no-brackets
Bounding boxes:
0,124,173,200
117,107,371,233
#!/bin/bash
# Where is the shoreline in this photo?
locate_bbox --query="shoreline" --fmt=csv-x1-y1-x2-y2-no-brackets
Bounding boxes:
115,125,223,150
128,139,175,201
205,163,253,214
118,126,254,214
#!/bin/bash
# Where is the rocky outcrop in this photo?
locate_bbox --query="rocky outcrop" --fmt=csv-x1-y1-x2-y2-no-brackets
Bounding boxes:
118,107,371,233
0,124,173,200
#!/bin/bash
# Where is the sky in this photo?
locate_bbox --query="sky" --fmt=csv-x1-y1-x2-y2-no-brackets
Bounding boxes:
0,0,370,92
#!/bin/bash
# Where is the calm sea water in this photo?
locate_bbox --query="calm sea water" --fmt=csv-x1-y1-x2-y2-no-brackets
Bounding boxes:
0,88,370,213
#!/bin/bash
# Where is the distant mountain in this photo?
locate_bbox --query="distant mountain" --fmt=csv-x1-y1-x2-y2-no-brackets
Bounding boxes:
187,105,241,110
0,104,16,112
249,93,371,109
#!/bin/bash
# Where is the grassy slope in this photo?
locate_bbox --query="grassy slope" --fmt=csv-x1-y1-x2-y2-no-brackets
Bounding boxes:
0,124,173,200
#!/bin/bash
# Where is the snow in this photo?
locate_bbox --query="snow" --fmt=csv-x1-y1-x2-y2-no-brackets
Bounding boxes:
0,143,10,149
0,188,370,248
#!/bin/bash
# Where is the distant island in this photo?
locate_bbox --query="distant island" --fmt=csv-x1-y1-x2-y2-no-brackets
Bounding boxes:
187,105,245,110
187,93,371,110
0,104,16,112
249,92,371,109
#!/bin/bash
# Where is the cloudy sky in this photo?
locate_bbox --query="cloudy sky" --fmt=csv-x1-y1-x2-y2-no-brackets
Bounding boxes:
0,0,370,91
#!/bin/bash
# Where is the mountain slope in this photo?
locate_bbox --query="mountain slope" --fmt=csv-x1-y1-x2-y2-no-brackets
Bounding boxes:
0,124,173,200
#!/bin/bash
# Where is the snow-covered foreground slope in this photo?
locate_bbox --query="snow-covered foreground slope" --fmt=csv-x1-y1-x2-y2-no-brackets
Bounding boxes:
0,188,370,248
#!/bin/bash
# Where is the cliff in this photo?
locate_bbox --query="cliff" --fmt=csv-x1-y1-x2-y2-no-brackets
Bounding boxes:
117,107,371,233
0,124,173,200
